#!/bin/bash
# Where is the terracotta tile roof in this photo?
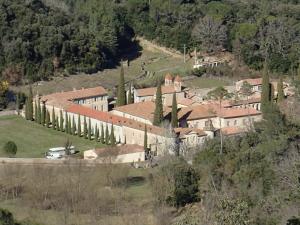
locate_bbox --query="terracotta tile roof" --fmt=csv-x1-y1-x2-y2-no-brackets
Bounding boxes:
66,104,166,136
238,78,262,86
136,85,177,97
41,87,107,109
230,97,261,106
218,107,261,118
177,98,196,107
165,73,173,81
174,127,207,138
94,144,144,157
221,126,245,136
178,105,216,121
113,101,171,122
174,75,182,82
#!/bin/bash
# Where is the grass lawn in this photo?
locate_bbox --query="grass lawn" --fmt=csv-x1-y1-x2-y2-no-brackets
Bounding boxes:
0,115,105,158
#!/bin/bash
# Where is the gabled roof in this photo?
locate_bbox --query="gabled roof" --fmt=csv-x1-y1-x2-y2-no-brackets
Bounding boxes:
113,101,171,122
165,73,173,81
177,98,196,107
237,78,262,86
135,85,178,97
178,105,217,121
218,107,261,119
174,127,207,138
94,144,144,157
41,86,107,109
66,104,166,136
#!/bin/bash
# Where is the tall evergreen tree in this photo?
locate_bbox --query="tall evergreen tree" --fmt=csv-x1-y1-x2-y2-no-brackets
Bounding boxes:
94,124,99,142
153,83,163,126
16,92,20,115
56,117,59,131
100,124,105,144
171,93,178,128
34,100,38,122
261,63,271,113
110,124,116,146
60,110,64,132
37,99,41,124
41,102,46,126
277,77,284,103
72,116,76,135
88,118,92,140
127,83,133,104
65,112,68,133
77,115,81,137
52,107,56,130
83,116,88,139
27,86,33,121
144,125,148,151
45,110,50,128
68,115,72,134
25,98,29,120
105,125,109,144
116,64,126,106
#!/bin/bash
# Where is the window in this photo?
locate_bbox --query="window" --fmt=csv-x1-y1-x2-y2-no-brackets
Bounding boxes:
227,121,230,127
234,120,237,125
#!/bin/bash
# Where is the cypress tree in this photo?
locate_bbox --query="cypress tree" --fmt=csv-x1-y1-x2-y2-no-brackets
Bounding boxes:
153,83,163,126
94,124,99,142
261,63,271,113
77,115,81,137
56,117,59,131
110,124,116,146
16,93,20,115
68,115,72,134
52,107,56,130
83,116,88,139
100,124,105,144
116,64,126,106
34,100,38,122
72,116,76,135
88,118,92,140
25,98,29,120
65,112,68,133
60,111,64,132
277,77,284,103
27,86,33,121
127,83,133,104
171,93,178,128
37,99,41,124
144,125,148,151
45,110,50,128
105,125,109,144
41,102,46,126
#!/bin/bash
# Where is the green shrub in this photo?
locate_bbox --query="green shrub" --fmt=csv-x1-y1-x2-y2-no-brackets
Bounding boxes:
3,141,18,157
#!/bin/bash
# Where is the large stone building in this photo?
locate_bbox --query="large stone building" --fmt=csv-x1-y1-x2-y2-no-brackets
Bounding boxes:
133,74,185,105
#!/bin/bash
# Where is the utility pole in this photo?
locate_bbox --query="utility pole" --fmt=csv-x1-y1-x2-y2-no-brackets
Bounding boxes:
183,44,186,63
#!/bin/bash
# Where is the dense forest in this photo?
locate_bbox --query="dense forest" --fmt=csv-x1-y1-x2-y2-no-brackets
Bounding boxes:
0,0,299,83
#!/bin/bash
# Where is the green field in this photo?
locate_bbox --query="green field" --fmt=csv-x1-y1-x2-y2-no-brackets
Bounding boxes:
0,115,104,158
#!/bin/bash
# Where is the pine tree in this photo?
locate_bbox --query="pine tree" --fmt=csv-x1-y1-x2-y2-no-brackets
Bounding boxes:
41,102,46,126
65,112,68,133
72,116,76,135
94,124,99,142
27,86,33,121
52,107,55,130
83,116,88,139
116,64,126,106
153,83,163,126
144,125,148,151
127,83,133,104
45,110,50,128
77,115,81,137
277,77,284,103
88,118,92,140
171,93,178,128
100,124,105,144
261,63,271,113
110,124,116,146
60,111,64,132
105,125,109,144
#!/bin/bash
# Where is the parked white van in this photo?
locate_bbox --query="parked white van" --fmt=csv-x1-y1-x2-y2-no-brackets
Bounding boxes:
45,146,76,159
